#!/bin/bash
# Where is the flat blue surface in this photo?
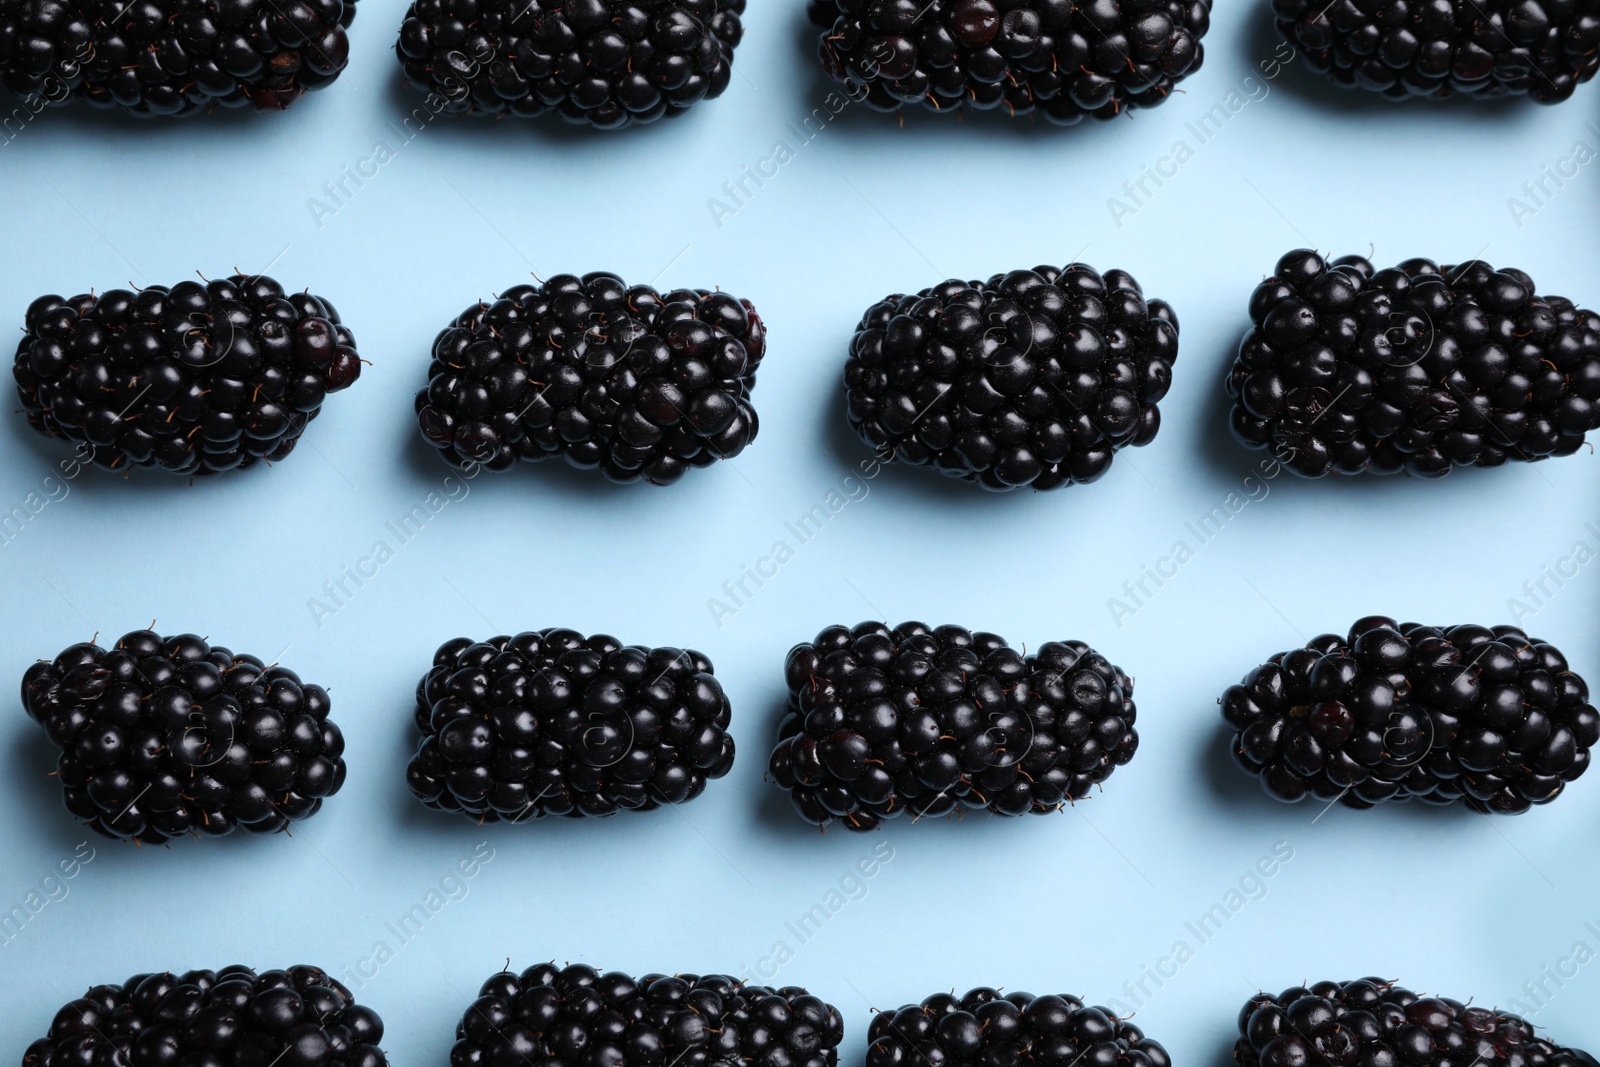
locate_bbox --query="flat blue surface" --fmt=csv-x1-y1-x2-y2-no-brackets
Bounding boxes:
3,2,1600,1063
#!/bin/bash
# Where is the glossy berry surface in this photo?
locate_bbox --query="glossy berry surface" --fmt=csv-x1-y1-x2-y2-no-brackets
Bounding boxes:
1227,250,1600,477
396,0,745,128
22,630,349,843
808,0,1211,123
845,265,1178,491
769,622,1139,831
415,273,764,485
11,275,362,476
406,630,736,820
1222,617,1599,814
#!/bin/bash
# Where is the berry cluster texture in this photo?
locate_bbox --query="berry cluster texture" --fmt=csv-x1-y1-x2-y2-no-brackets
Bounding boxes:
397,0,746,128
12,275,362,476
22,966,387,1067
844,265,1179,491
415,274,765,485
0,0,359,116
768,623,1139,831
1222,617,1599,814
23,631,348,843
406,630,736,820
808,0,1211,123
1228,250,1600,477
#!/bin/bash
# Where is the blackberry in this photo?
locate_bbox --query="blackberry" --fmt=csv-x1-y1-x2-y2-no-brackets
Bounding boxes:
1227,249,1600,478
1222,617,1600,814
406,630,736,820
768,622,1139,831
12,275,362,476
0,0,358,116
844,265,1178,491
1235,979,1599,1067
1273,0,1600,102
23,965,387,1067
415,274,764,485
22,630,349,844
868,989,1170,1067
809,0,1211,124
396,0,746,129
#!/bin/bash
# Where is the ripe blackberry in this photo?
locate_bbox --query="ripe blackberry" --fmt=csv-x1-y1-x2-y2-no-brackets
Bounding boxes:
1227,249,1600,478
1273,0,1600,102
1222,617,1599,814
768,622,1139,831
12,275,362,476
868,988,1170,1067
415,274,764,485
23,965,387,1067
396,0,745,129
406,630,736,820
844,265,1178,491
22,630,349,844
809,0,1211,124
1235,979,1599,1067
0,0,358,116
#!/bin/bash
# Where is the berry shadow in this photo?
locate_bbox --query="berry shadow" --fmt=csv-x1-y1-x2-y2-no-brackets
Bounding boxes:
0,86,326,142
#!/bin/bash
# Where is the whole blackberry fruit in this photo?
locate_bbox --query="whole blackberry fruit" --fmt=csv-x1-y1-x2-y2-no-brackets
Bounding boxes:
1227,250,1600,478
869,989,1170,1067
0,0,359,116
22,630,349,844
768,622,1139,831
23,965,387,1067
844,265,1178,490
407,630,736,820
415,274,764,485
1222,617,1599,814
1235,979,1599,1067
1274,0,1600,102
396,0,746,128
809,0,1211,124
12,275,362,476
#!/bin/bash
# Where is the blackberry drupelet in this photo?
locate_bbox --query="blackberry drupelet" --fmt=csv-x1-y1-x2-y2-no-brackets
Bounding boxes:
868,988,1170,1067
809,0,1211,124
396,0,746,128
12,275,362,476
22,630,349,844
406,630,736,820
451,965,844,1067
844,265,1178,490
1222,617,1599,814
1227,249,1600,478
0,0,359,116
1273,0,1600,102
768,622,1139,831
23,965,387,1067
1235,979,1599,1067
415,274,764,485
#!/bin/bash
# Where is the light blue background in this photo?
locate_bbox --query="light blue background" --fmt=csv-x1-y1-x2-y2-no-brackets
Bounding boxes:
2,2,1599,1063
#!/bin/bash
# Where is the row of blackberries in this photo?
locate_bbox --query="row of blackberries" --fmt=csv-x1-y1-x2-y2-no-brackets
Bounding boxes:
15,252,1600,486
21,619,1597,844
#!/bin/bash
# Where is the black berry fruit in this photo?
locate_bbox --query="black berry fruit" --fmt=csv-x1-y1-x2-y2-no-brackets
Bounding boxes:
809,0,1211,124
1222,617,1599,814
1227,249,1600,478
406,630,736,820
868,988,1171,1067
768,622,1139,831
22,630,349,844
844,265,1178,491
23,966,387,1067
415,274,764,485
396,0,745,128
0,0,359,116
12,275,362,476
